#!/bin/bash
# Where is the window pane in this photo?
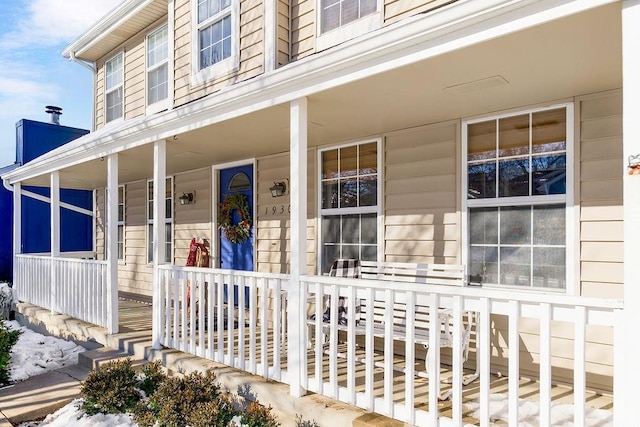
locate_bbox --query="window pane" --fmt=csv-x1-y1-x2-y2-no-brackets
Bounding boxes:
468,162,496,199
165,198,172,219
361,214,376,244
533,247,565,289
359,142,377,175
532,108,566,153
322,180,339,209
118,205,124,222
106,87,123,122
165,223,172,263
469,207,498,245
359,175,377,207
118,243,124,261
322,149,338,179
532,155,566,195
361,245,377,261
322,216,339,244
147,224,153,262
498,158,529,197
500,206,531,245
469,246,498,285
468,121,496,161
340,179,358,208
361,0,377,16
341,215,359,244
500,246,531,286
342,0,359,25
340,145,358,177
498,114,529,157
533,205,565,245
322,245,339,273
322,1,341,33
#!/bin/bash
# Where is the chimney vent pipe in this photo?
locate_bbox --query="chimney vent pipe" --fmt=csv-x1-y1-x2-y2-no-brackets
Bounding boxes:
45,105,62,125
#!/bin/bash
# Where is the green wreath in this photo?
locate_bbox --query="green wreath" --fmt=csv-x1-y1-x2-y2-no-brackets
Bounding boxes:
217,193,252,244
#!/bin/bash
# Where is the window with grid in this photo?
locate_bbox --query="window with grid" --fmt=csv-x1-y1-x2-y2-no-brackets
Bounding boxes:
147,177,173,264
319,141,379,274
117,185,125,261
465,106,570,290
320,0,377,33
197,0,233,70
105,53,124,122
147,25,169,108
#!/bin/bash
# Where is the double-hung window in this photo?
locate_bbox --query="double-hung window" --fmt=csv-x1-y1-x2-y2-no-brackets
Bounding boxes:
464,105,572,290
192,0,238,84
319,140,380,274
147,178,173,264
147,25,169,112
317,0,381,51
105,53,124,123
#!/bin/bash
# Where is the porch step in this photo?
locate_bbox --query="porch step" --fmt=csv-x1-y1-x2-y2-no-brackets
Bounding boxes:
78,347,146,371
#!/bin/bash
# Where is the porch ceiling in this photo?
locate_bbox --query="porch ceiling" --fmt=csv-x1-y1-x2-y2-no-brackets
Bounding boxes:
28,2,621,190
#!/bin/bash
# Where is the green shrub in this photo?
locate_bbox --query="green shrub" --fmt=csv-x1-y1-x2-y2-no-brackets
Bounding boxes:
188,394,238,427
81,358,141,415
0,321,21,385
138,360,165,397
240,401,280,427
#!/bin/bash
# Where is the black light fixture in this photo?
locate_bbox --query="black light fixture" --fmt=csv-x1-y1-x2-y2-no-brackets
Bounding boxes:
269,181,287,197
179,192,194,205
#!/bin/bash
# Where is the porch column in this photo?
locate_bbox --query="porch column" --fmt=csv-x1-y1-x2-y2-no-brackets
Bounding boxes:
12,182,21,297
620,1,640,424
50,171,60,314
106,154,119,334
152,140,167,349
288,97,307,397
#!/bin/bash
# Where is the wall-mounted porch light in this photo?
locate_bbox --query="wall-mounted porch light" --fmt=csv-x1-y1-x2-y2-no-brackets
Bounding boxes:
269,181,287,197
179,192,195,205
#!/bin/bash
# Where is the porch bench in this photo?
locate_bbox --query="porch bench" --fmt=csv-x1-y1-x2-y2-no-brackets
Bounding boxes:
308,260,477,395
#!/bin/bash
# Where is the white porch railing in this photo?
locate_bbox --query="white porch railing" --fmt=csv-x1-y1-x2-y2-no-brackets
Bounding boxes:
157,265,289,383
14,254,109,328
299,275,622,426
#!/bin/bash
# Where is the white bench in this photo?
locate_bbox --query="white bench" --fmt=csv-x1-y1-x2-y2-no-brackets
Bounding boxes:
308,260,478,397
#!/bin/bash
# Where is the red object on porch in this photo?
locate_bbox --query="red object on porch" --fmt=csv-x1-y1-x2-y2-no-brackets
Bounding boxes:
186,238,210,312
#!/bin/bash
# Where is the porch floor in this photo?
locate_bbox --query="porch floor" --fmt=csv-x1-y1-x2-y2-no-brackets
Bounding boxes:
16,298,613,426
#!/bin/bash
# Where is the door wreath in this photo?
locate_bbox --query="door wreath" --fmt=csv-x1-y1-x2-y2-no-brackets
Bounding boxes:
217,193,252,244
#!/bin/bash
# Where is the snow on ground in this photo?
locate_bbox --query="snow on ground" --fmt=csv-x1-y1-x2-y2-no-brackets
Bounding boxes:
5,320,86,382
18,399,137,427
465,393,613,427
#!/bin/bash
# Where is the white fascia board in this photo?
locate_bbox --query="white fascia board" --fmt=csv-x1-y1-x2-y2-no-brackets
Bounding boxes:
10,0,617,184
61,0,155,59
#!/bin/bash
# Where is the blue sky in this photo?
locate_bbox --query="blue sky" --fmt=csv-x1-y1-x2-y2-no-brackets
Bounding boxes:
0,0,123,167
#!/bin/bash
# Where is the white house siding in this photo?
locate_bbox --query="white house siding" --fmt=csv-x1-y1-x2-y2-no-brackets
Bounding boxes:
383,121,460,264
577,90,623,299
173,0,265,108
255,150,317,275
277,0,290,67
95,62,105,129
290,0,315,62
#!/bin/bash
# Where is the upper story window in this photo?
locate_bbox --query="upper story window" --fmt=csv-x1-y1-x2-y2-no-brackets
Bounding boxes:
319,140,380,274
147,25,169,112
464,105,573,291
317,0,381,51
191,0,239,85
105,53,124,123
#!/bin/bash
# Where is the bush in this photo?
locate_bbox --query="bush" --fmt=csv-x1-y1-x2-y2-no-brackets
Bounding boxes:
240,401,280,427
81,358,141,415
0,320,21,385
138,360,165,397
188,394,238,427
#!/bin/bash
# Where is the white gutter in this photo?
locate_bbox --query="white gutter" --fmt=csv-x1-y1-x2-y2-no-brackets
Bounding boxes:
69,51,97,132
6,0,618,183
69,51,96,72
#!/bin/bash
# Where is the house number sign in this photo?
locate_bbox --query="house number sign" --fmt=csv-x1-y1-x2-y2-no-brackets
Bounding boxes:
264,204,291,216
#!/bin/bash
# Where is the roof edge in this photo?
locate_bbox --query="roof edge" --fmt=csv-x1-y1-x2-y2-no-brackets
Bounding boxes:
61,0,155,60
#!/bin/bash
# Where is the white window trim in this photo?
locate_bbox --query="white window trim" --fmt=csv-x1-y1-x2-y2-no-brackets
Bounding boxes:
146,24,171,115
316,0,383,52
104,51,124,124
190,0,240,87
316,138,383,275
461,102,575,294
117,185,125,263
147,177,174,264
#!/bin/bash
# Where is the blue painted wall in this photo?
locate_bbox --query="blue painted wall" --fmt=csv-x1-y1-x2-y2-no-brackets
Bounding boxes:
0,119,92,282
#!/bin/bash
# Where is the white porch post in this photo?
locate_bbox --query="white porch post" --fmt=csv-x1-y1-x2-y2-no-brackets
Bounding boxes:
288,97,307,397
620,1,640,424
152,140,167,349
12,182,21,297
50,171,60,314
106,154,119,334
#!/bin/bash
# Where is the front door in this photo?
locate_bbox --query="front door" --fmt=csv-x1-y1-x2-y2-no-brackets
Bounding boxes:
219,165,254,305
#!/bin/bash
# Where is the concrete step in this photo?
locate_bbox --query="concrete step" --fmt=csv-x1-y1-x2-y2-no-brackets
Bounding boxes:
78,347,143,371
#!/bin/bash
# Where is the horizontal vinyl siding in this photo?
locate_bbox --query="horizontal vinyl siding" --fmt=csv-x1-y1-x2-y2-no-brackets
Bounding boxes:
384,121,459,264
255,151,316,274
95,63,105,130
290,0,314,62
124,34,147,120
277,0,290,66
173,0,265,107
578,90,623,298
174,168,212,266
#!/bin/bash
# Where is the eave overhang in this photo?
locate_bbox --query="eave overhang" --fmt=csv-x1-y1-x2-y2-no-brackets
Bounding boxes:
61,0,167,62
7,0,618,185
